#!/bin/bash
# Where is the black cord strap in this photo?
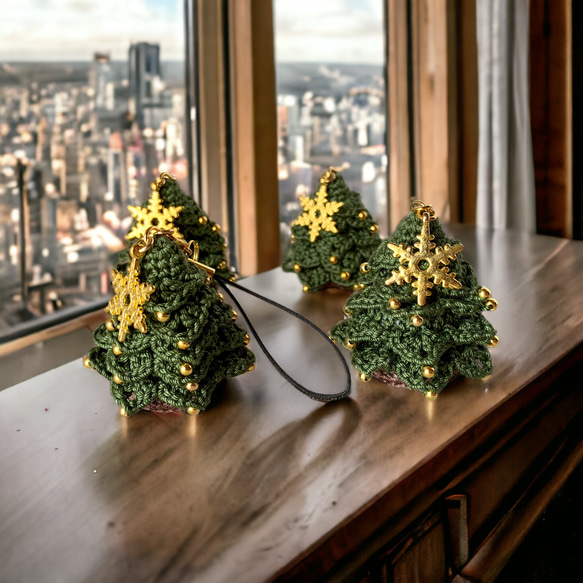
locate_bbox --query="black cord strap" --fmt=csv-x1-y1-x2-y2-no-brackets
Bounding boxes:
215,276,352,403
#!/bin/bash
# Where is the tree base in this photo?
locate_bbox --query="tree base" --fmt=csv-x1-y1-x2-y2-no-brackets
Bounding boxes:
371,370,411,389
143,400,184,414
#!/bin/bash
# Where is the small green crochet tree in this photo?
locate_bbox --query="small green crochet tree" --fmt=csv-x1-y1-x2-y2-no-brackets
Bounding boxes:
330,202,499,398
84,232,254,416
123,173,233,280
283,168,382,292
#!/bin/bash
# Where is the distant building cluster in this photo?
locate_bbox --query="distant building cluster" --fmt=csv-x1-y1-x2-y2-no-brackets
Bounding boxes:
276,64,387,254
0,43,187,329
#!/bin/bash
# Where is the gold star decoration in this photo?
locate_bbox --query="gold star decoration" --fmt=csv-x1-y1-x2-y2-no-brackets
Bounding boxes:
126,179,183,241
295,175,344,243
106,252,156,342
385,211,464,306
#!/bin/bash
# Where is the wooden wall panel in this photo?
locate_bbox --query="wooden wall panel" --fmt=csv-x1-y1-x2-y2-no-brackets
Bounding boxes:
529,0,572,238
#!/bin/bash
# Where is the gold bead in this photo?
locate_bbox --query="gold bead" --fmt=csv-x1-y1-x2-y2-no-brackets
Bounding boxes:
370,224,379,234
231,310,238,321
180,363,193,376
217,292,224,302
113,374,123,384
478,287,491,299
411,315,424,327
248,362,255,372
198,216,208,225
112,345,123,356
156,311,170,323
177,340,190,350
230,275,236,282
345,339,356,350
353,283,365,291
303,285,310,293
243,333,250,345
119,407,127,416
329,255,338,264
485,298,498,311
487,335,500,348
359,372,370,382
205,276,212,285
422,366,435,379
82,356,92,368
293,263,302,272
343,305,353,316
186,382,199,392
425,391,438,400
290,233,296,242
358,210,368,220
389,298,401,310
222,243,228,251
217,260,227,270
482,375,491,381
212,223,221,232
359,262,370,274
340,271,350,280
186,407,200,416
105,319,115,332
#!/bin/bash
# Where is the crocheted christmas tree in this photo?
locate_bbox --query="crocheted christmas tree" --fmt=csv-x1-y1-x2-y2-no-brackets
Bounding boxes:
282,168,382,292
84,231,254,416
330,201,499,398
122,173,233,280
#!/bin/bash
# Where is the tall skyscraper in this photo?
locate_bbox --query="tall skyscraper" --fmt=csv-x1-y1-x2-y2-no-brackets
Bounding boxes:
128,42,162,125
90,53,114,110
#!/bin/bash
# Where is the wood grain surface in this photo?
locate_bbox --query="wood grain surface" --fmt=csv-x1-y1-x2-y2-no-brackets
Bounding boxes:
1,225,583,583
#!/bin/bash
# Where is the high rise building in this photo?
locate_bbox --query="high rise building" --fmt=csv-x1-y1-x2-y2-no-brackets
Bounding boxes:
128,42,162,124
90,53,114,111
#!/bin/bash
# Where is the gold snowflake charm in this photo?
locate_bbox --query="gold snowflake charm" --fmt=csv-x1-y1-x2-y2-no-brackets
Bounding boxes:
126,173,183,240
295,167,344,242
106,244,156,342
385,203,464,306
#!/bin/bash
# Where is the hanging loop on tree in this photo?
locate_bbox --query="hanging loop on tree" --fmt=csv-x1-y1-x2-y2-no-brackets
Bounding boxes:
410,200,437,221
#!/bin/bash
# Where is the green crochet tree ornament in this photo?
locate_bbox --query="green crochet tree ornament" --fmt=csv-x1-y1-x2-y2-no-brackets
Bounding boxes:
122,173,233,281
84,230,254,416
282,167,382,292
330,201,499,399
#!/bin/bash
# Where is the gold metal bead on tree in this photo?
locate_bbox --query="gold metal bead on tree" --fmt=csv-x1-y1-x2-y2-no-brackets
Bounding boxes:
187,407,199,416
113,374,123,384
105,319,115,332
177,340,190,350
370,224,379,234
186,382,199,392
303,285,310,293
180,363,193,376
212,224,221,232
422,366,435,379
343,306,353,316
487,335,500,348
345,339,356,350
156,312,170,322
358,211,367,220
411,315,424,327
217,292,224,302
478,287,491,299
425,391,438,400
329,255,338,264
119,407,127,417
360,262,370,274
231,310,238,321
198,216,208,225
482,375,491,381
353,283,365,291
112,345,123,356
340,271,350,280
389,298,401,310
243,334,250,346
83,356,92,368
216,261,226,270
359,372,370,382
485,298,498,311
248,363,256,372
293,263,302,272
229,275,236,282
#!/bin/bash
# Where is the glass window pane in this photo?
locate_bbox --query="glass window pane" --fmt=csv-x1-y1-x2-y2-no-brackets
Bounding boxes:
0,0,190,338
274,0,387,258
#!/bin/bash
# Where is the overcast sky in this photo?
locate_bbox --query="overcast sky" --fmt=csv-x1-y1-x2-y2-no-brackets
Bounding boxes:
0,0,384,64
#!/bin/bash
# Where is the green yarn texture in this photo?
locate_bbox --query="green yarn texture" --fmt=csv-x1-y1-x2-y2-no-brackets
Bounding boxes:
282,173,382,291
89,236,254,415
122,177,232,280
330,212,497,395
